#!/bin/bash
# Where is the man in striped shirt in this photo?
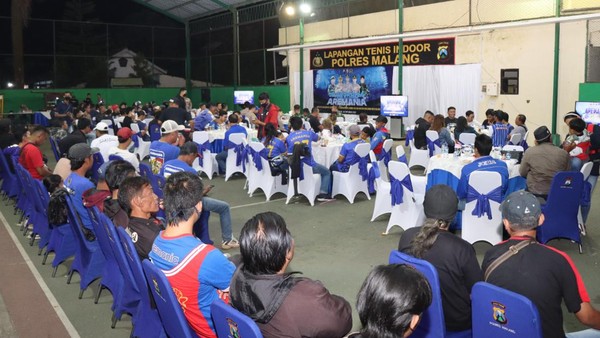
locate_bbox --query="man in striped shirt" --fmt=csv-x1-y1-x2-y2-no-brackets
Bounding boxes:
491,110,510,147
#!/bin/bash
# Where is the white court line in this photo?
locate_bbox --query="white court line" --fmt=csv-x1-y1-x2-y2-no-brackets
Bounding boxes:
0,210,80,338
230,197,286,210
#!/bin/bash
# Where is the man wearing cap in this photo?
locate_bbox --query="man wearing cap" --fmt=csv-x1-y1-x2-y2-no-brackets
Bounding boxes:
107,127,140,172
482,191,600,338
399,185,482,333
149,120,184,174
91,121,119,162
58,118,92,157
330,125,365,172
160,142,240,250
161,98,192,128
520,125,570,200
457,134,508,200
64,143,99,232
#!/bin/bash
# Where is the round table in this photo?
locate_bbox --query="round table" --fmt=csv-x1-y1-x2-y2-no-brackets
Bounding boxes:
311,139,344,167
206,128,258,153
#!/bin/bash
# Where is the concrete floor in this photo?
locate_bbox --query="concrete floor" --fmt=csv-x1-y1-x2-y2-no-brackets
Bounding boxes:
0,142,599,337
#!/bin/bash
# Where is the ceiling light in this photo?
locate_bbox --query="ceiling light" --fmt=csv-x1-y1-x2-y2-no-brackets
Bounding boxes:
285,5,295,16
299,3,311,14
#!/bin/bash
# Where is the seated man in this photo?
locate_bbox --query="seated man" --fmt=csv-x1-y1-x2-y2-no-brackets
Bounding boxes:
370,115,390,160
108,127,140,172
482,191,600,337
215,114,247,175
161,142,239,250
104,160,136,228
19,125,52,180
58,118,92,157
230,212,353,338
456,134,509,200
64,143,99,232
149,172,235,338
208,110,228,130
118,176,164,260
286,116,332,201
414,111,434,149
520,126,570,200
330,125,365,172
149,120,184,174
90,122,118,162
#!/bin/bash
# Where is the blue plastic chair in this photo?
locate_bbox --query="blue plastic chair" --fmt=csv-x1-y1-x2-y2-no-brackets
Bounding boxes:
211,300,263,338
108,154,124,162
65,195,106,299
12,162,37,235
49,136,61,161
90,152,105,184
149,124,161,141
142,260,196,338
34,180,53,255
28,179,52,252
536,171,584,253
0,152,18,199
389,250,472,338
87,207,127,326
115,227,166,338
471,282,542,338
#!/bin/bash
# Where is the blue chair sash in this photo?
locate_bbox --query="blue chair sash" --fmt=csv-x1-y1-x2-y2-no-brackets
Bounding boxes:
466,185,503,219
196,140,211,167
368,162,381,194
581,181,592,207
426,137,441,157
248,148,269,171
390,174,414,206
398,154,408,165
381,149,392,166
226,140,248,172
131,134,140,148
347,152,369,181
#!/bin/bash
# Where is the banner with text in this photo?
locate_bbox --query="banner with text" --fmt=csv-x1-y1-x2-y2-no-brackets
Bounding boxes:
310,38,454,114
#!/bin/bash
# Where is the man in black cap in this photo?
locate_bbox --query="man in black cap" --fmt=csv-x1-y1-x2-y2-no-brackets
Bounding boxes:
58,118,92,157
64,143,99,232
398,185,482,333
482,191,600,337
519,125,570,200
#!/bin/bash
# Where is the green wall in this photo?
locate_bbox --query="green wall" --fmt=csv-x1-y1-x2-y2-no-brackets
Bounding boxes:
579,83,600,101
0,85,290,113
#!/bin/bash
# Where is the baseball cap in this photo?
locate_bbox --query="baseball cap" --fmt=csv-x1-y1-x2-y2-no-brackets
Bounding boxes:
117,127,134,140
160,120,185,135
68,143,99,161
349,124,361,136
500,191,542,226
111,104,119,111
423,185,458,222
533,126,551,142
94,122,109,132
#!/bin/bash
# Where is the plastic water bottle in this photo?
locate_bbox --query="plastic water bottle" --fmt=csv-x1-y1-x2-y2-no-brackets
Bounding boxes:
506,151,511,161
441,143,448,156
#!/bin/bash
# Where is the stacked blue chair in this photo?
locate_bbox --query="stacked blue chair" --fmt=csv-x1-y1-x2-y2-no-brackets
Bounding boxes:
34,180,53,255
90,152,104,184
12,161,37,236
115,227,166,338
64,195,106,299
142,260,196,338
42,211,77,277
389,250,472,338
0,152,18,200
26,177,52,250
536,171,584,253
49,136,62,161
471,282,542,337
211,300,263,338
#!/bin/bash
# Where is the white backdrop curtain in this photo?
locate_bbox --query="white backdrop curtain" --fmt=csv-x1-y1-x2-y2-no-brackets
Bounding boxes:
293,70,314,109
393,64,482,125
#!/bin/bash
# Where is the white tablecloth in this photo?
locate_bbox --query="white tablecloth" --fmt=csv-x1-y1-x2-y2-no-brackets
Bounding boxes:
206,128,258,141
426,154,521,179
311,139,344,167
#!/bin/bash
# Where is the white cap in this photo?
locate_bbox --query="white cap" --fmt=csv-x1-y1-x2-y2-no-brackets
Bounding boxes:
161,120,185,135
94,122,109,131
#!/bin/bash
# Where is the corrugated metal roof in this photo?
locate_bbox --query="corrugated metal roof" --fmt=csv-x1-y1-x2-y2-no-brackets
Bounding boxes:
133,0,270,22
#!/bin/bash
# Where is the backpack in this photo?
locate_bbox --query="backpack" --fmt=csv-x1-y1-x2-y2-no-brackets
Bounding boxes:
82,188,111,213
268,155,289,185
48,188,69,228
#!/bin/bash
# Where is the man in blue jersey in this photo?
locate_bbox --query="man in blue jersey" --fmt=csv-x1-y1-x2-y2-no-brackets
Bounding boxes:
194,103,216,131
161,142,239,250
149,172,235,338
149,120,184,174
457,134,509,200
491,110,510,147
371,115,390,160
64,143,99,232
330,125,365,172
286,116,332,201
216,114,248,175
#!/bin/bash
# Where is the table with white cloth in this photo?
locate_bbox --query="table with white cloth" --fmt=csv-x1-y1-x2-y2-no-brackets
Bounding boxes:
311,138,344,167
206,128,258,153
425,154,526,197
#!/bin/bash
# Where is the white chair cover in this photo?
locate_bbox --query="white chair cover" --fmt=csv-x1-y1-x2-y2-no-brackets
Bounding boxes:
502,145,524,152
461,171,503,245
192,131,218,180
458,133,476,145
509,133,522,145
331,143,371,204
370,151,392,221
408,139,430,172
286,162,321,206
247,142,287,201
385,161,425,234
426,130,442,155
224,133,247,181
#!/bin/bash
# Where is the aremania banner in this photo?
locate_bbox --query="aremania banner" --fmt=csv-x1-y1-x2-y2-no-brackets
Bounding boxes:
311,38,454,114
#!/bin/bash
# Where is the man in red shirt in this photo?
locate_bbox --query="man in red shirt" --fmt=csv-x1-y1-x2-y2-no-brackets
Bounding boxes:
19,125,52,180
257,92,280,137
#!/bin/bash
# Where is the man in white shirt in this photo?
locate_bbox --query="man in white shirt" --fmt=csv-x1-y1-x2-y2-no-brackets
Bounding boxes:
108,127,140,172
90,121,119,161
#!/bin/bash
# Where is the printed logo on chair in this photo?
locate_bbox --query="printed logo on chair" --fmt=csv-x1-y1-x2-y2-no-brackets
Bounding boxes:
492,301,507,325
227,318,240,338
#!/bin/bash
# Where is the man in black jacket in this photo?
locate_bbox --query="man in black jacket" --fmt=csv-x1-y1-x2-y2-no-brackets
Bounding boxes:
414,111,434,149
58,118,92,157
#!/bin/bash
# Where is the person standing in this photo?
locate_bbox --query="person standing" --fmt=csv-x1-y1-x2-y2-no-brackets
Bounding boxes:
257,92,280,137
